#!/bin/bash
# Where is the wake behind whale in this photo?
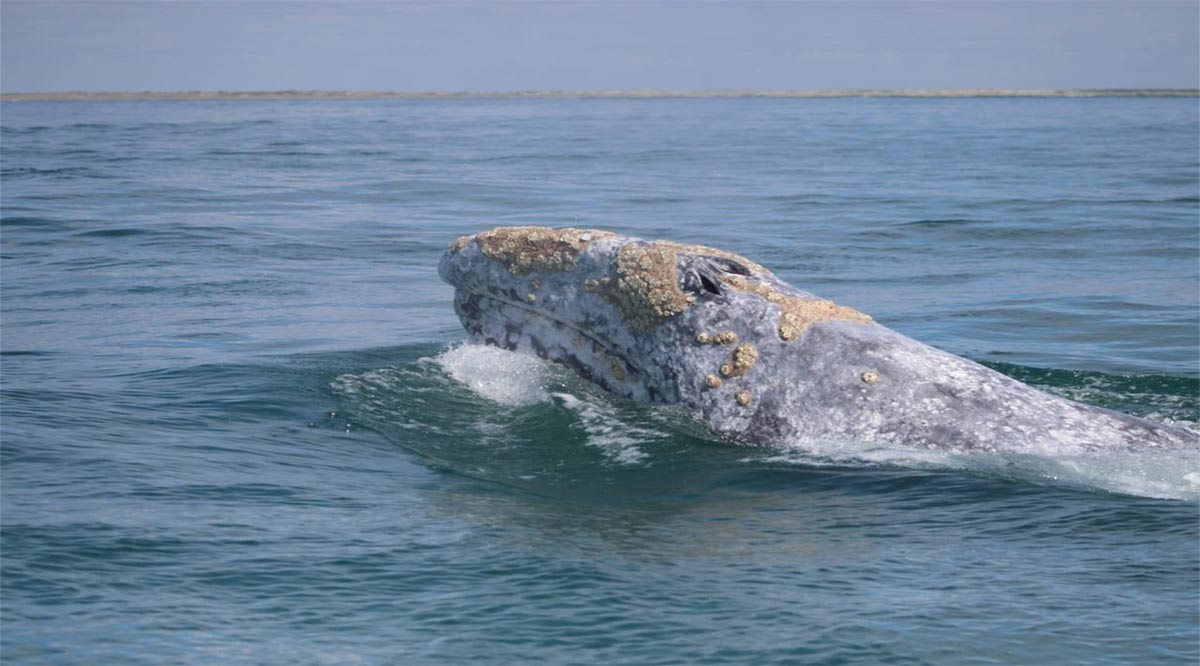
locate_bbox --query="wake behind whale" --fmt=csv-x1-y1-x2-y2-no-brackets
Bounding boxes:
440,226,1198,458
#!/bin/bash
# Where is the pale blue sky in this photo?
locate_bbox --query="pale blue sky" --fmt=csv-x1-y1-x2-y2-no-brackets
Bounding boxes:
2,1,1197,93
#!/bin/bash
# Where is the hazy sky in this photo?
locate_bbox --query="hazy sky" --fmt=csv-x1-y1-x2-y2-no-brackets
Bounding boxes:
2,1,1197,93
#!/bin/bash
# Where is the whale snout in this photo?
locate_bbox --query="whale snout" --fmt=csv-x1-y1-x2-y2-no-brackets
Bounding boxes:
437,233,478,286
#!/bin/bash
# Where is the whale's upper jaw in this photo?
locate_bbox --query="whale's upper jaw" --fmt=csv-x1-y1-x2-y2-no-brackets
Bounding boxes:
439,225,877,431
438,226,676,401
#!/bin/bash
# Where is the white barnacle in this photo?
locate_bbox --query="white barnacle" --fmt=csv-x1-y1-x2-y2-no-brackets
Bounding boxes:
712,331,738,345
720,343,758,378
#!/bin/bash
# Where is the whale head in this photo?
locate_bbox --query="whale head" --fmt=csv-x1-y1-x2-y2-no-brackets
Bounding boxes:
439,226,874,436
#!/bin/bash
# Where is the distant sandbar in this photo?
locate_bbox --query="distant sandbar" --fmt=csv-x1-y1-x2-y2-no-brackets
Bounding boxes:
2,89,1197,102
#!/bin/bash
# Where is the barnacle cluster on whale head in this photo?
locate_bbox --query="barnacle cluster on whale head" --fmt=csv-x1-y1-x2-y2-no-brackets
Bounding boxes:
719,273,873,341
467,226,614,275
592,239,768,332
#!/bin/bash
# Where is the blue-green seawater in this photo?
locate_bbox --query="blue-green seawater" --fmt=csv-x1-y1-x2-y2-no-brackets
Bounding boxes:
2,97,1198,664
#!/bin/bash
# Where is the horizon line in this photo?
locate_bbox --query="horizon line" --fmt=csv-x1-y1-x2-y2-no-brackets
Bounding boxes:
2,88,1198,102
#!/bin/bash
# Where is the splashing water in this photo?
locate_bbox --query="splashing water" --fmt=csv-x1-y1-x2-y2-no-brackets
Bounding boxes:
437,343,552,407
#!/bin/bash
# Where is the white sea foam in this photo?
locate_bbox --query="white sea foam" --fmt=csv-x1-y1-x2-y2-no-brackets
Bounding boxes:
1040,451,1200,500
437,345,659,464
435,344,552,407
552,392,652,464
756,439,1200,501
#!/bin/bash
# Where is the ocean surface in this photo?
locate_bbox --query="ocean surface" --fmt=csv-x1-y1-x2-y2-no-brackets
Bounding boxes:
2,96,1198,664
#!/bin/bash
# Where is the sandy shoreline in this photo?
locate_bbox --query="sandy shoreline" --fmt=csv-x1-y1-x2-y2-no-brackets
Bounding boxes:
2,89,1197,102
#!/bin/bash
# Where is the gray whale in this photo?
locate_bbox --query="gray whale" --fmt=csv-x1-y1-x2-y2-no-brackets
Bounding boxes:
439,226,1198,453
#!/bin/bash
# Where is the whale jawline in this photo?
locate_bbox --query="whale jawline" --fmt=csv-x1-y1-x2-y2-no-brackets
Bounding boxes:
453,289,655,393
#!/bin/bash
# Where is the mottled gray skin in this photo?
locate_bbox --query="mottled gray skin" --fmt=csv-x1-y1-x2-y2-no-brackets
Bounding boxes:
440,227,1198,453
